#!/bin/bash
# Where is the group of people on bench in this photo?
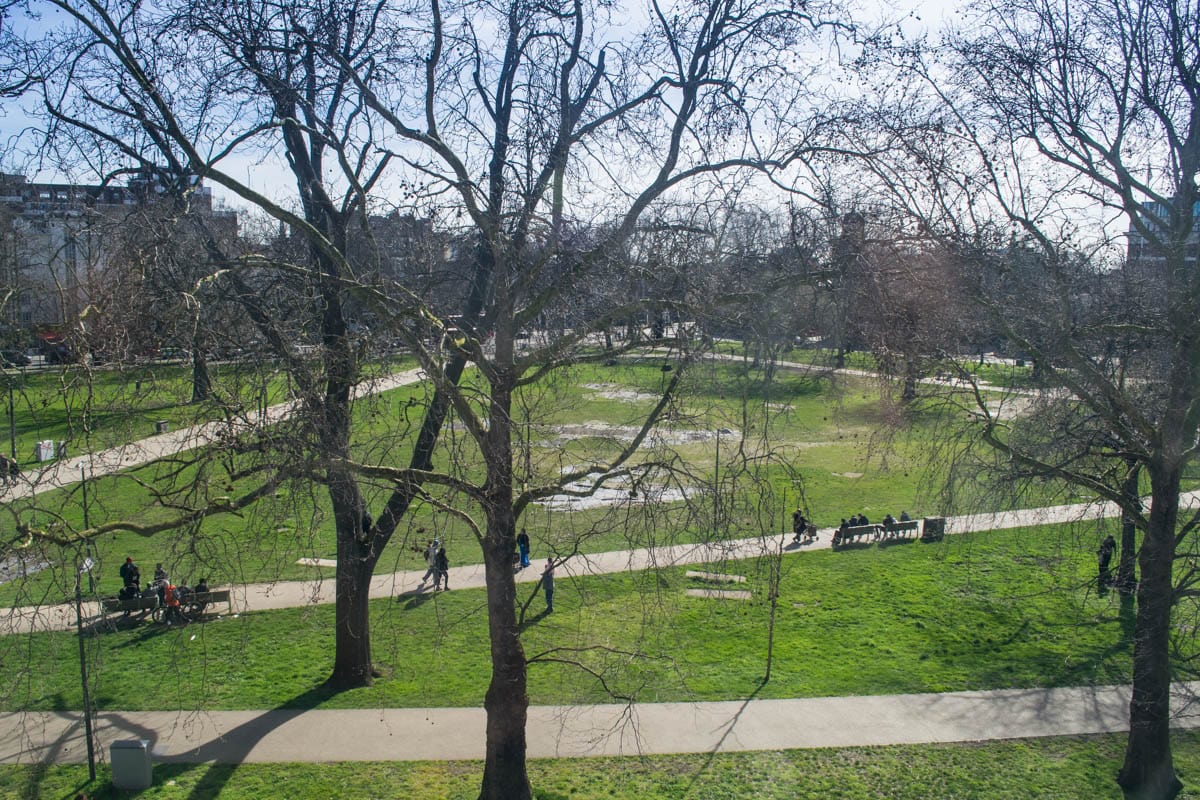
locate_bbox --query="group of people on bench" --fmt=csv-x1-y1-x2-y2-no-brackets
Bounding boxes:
833,511,914,545
117,556,209,622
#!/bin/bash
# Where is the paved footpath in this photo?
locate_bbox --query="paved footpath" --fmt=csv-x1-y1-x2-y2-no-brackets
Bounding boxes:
3,684,1200,765
0,367,426,504
8,494,1193,635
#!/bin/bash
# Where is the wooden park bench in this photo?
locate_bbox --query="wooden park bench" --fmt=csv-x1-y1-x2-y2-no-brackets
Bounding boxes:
880,520,921,540
833,524,878,547
185,589,232,617
102,594,159,616
101,588,232,622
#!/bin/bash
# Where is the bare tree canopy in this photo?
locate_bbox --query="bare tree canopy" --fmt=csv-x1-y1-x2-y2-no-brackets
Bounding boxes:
3,1,850,798
834,0,1200,796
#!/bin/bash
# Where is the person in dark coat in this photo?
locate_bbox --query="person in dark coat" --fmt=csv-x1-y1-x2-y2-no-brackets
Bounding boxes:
119,557,140,590
1098,534,1117,585
435,547,450,590
542,559,555,612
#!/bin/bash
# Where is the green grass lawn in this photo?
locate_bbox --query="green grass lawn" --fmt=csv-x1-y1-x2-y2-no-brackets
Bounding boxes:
0,359,955,604
6,731,1200,799
1,524,1138,712
0,356,1095,608
0,355,416,469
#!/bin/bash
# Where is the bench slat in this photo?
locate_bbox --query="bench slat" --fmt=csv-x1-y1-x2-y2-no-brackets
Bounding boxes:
102,596,159,612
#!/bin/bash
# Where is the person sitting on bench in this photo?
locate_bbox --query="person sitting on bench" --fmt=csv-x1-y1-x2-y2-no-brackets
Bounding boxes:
192,577,210,614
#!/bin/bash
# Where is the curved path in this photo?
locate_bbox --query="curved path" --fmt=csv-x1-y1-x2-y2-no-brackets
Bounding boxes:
3,683,1199,765
2,495,1172,635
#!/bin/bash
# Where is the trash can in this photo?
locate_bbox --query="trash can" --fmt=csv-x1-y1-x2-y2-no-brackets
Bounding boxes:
56,441,67,459
34,440,55,461
155,420,169,434
110,739,152,789
921,517,946,542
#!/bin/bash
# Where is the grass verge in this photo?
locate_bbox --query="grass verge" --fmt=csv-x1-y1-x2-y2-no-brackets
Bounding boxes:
2,524,1137,712
4,731,1200,799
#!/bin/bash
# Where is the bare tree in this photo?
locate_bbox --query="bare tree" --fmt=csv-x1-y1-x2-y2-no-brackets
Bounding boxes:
837,0,1200,795
6,1,846,797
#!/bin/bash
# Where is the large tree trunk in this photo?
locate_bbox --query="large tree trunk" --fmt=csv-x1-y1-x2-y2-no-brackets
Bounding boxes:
329,525,377,688
477,354,532,800
478,524,531,800
190,345,211,403
1118,469,1182,800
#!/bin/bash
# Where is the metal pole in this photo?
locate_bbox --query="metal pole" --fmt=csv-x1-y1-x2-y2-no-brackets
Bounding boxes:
82,466,95,593
74,571,96,782
713,430,720,534
7,379,14,461
81,466,90,529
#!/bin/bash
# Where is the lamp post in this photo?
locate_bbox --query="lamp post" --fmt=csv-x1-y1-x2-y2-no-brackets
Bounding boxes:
714,428,732,533
81,464,95,593
74,556,97,781
7,371,14,460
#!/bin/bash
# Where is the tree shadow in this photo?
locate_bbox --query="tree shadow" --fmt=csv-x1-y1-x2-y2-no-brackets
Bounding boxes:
518,608,551,633
398,588,435,610
877,537,917,550
680,679,768,797
14,694,88,799
150,684,336,800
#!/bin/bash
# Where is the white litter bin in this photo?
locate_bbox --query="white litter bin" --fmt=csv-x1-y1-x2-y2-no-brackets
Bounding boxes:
110,739,152,789
34,440,55,461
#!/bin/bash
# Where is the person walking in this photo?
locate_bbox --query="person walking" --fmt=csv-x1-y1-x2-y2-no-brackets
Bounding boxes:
435,546,450,591
541,559,555,613
517,528,531,568
1098,533,1117,586
792,510,810,543
421,540,439,584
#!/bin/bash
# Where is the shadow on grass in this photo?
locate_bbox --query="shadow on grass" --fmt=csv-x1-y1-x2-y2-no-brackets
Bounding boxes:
680,678,768,798
877,537,917,550
132,684,337,800
398,587,436,610
518,608,551,633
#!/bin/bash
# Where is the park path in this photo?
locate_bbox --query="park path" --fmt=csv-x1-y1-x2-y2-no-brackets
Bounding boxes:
7,493,1196,635
3,682,1199,765
0,367,427,503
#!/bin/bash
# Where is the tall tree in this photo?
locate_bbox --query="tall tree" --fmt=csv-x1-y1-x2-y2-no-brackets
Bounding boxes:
6,2,843,796
330,3,839,795
842,0,1200,795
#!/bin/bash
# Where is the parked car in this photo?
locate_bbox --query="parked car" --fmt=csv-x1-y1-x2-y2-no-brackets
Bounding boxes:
45,345,77,365
159,347,190,361
0,350,30,367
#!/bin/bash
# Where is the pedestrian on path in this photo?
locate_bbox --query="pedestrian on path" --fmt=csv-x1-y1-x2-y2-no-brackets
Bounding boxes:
0,453,18,486
517,528,531,568
1098,533,1116,586
542,559,555,612
435,547,450,591
420,540,438,584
